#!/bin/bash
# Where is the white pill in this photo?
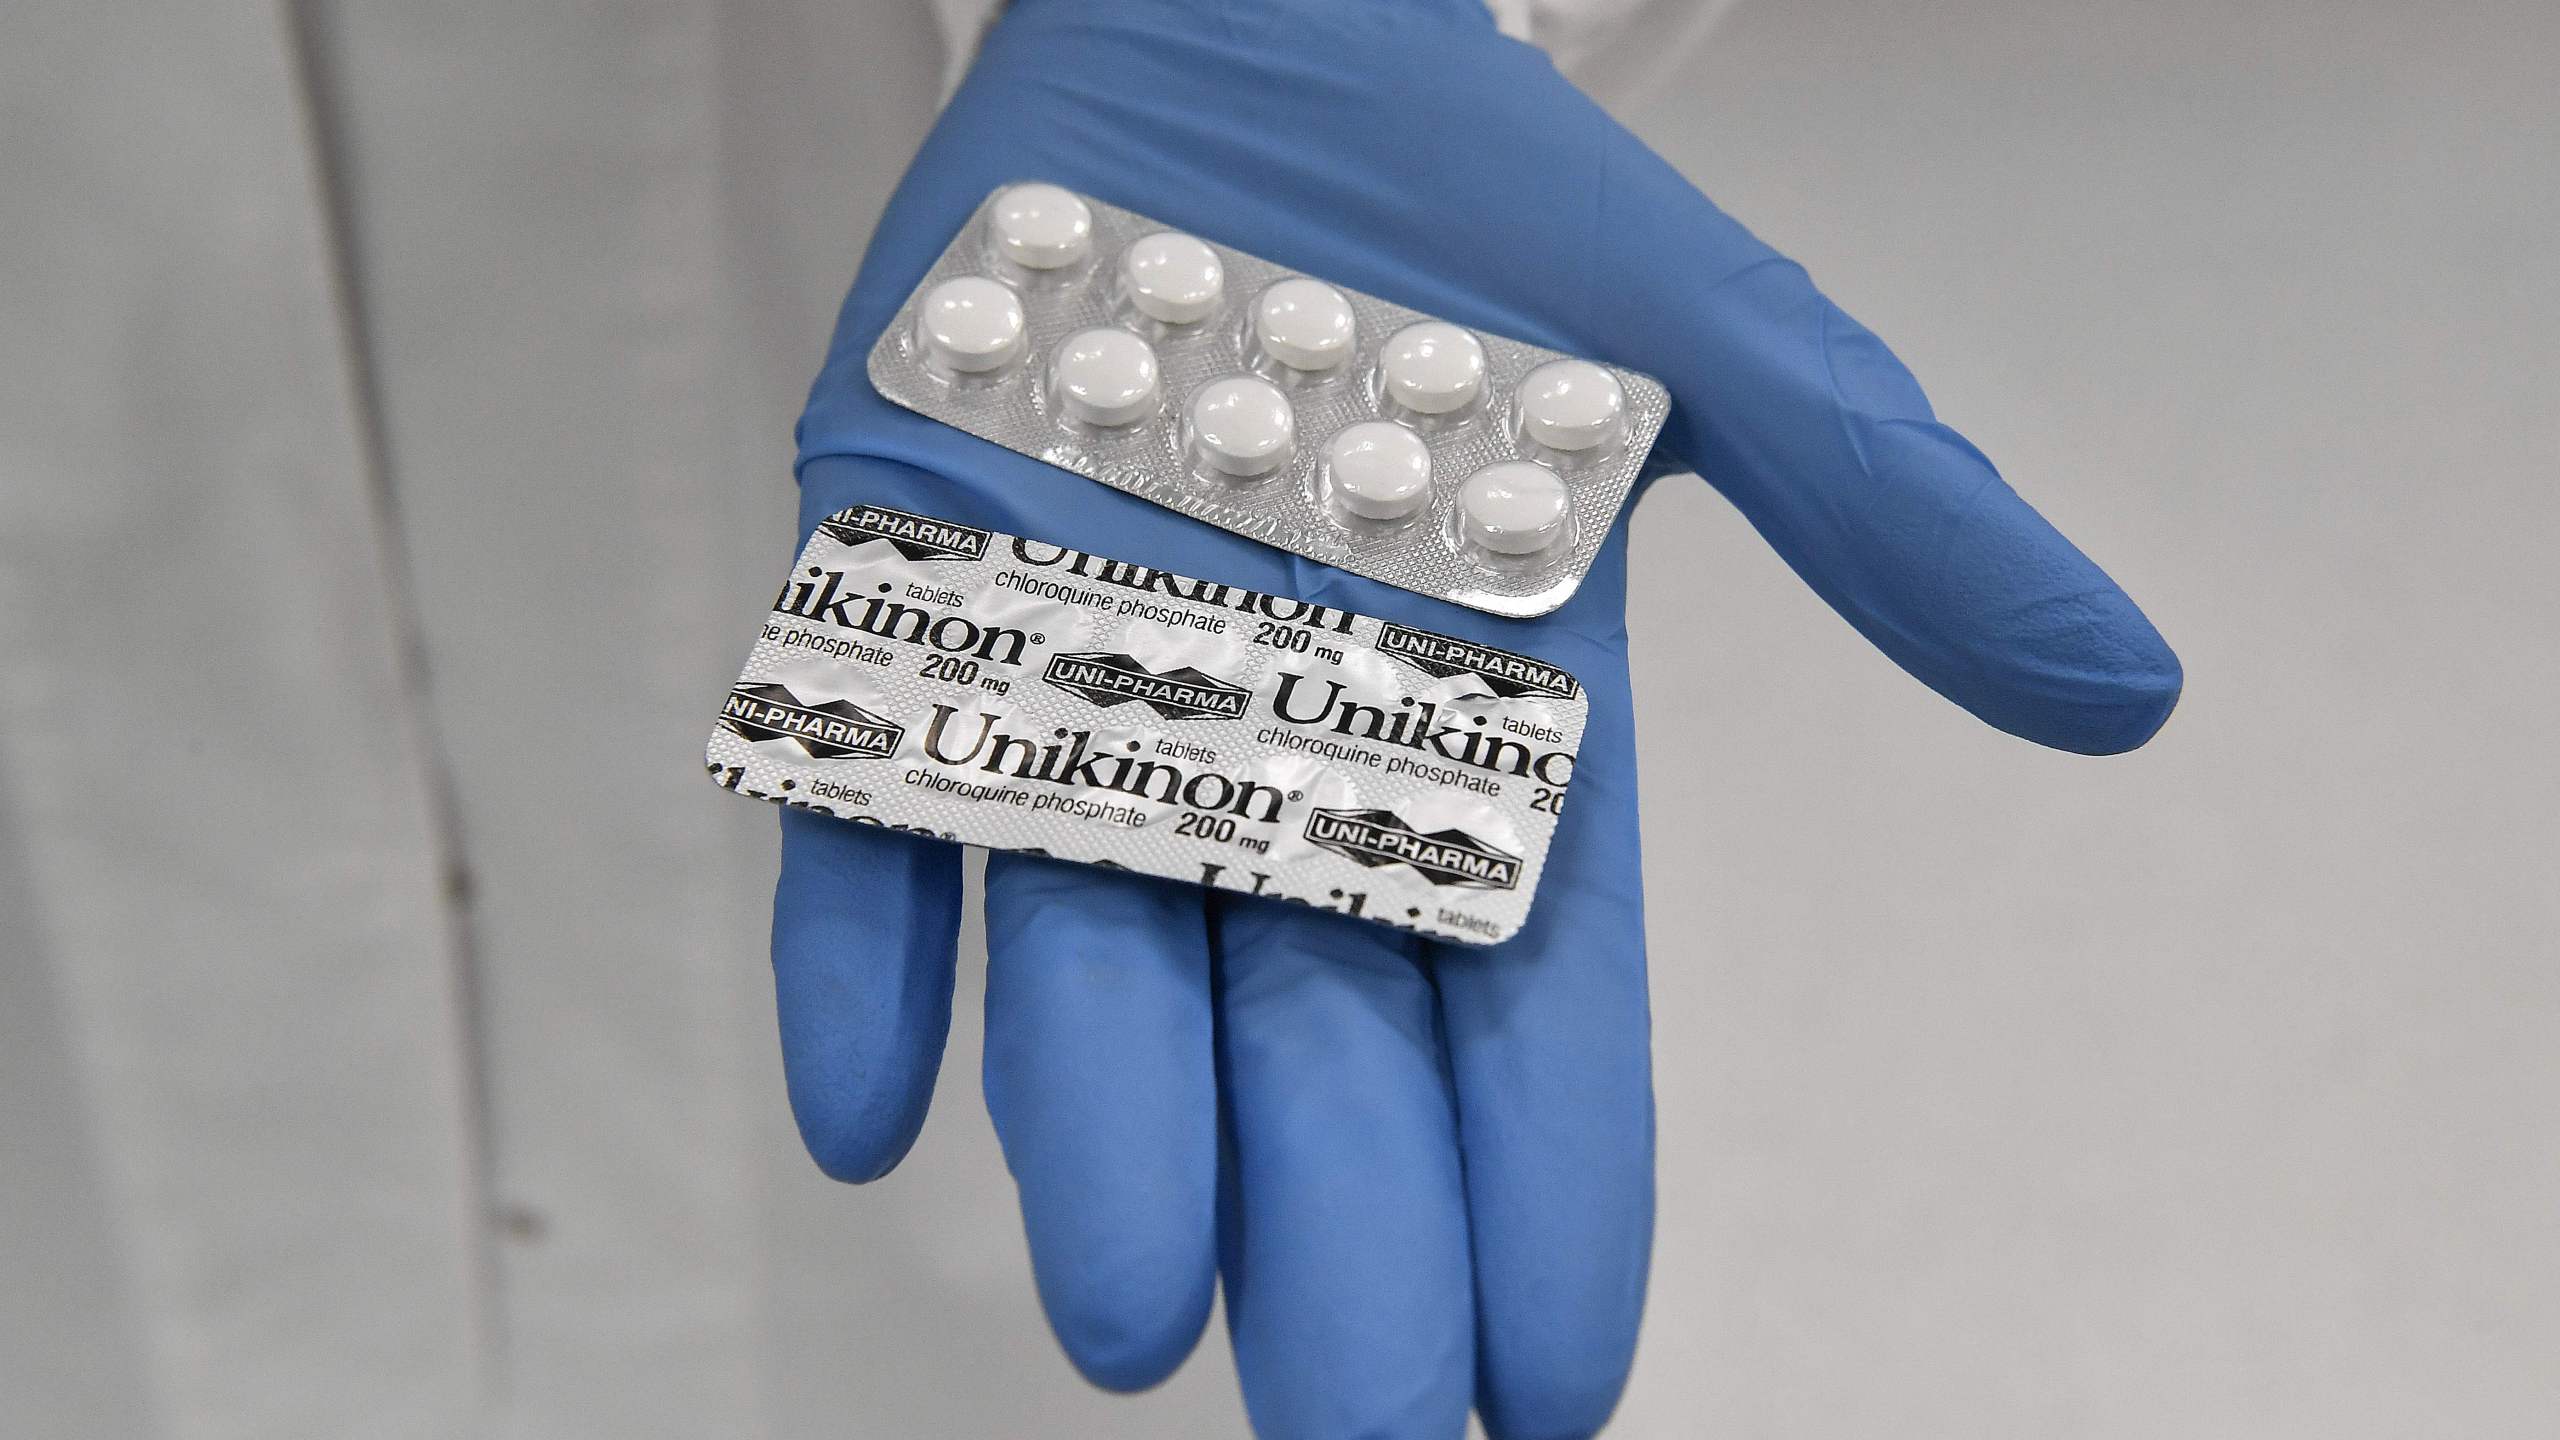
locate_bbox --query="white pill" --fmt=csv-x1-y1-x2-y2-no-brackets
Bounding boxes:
1187,376,1294,478
1323,422,1432,520
1122,232,1224,324
1515,359,1627,452
1253,279,1356,371
1379,322,1486,415
914,276,1026,374
990,183,1093,270
1459,461,1569,555
1050,328,1160,427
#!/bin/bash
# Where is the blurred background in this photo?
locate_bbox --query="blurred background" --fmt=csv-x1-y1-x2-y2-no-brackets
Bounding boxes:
5,0,2555,1436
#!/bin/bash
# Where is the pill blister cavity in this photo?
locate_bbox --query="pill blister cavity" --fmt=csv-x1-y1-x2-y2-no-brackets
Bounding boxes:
990,183,1094,271
1379,322,1486,418
1253,278,1357,374
1050,327,1161,429
915,276,1027,377
1186,376,1295,479
1514,359,1627,457
1322,422,1433,524
1459,461,1570,556
1121,232,1224,325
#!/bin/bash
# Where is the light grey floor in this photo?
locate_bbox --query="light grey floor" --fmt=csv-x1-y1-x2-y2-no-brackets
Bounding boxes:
4,0,2553,1436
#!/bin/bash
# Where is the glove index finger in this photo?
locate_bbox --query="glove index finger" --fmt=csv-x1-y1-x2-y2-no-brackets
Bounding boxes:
771,809,964,1184
981,855,1218,1393
1601,136,2182,756
1434,677,1653,1440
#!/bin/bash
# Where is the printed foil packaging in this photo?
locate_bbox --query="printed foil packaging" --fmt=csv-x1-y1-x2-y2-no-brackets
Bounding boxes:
708,501,1588,944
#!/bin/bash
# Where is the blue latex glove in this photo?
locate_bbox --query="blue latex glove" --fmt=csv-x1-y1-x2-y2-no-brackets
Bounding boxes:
773,1,2181,1434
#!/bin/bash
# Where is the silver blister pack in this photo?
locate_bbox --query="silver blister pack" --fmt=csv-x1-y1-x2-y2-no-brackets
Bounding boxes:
865,183,1671,618
707,500,1590,945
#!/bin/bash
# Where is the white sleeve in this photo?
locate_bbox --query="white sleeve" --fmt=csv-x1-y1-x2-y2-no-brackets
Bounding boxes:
1490,0,1746,108
927,0,1741,110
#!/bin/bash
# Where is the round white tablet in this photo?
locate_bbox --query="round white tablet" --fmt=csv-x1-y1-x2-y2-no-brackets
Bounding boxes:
1187,376,1294,478
1253,279,1356,371
1122,232,1224,324
1323,422,1432,520
1459,461,1569,555
1378,322,1486,415
989,183,1093,270
913,276,1026,374
1514,359,1627,452
1050,328,1160,427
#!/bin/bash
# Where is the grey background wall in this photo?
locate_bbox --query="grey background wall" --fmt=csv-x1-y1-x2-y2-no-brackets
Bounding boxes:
3,0,2553,1436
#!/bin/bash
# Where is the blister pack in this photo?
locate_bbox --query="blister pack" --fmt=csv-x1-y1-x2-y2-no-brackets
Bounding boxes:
865,183,1671,618
707,500,1590,945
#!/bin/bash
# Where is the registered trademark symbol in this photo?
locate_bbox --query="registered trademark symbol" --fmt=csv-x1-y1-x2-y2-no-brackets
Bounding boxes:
1287,790,1303,801
1032,633,1046,644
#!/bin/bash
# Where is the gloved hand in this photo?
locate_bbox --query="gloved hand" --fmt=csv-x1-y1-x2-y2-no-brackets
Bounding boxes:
774,1,2180,1435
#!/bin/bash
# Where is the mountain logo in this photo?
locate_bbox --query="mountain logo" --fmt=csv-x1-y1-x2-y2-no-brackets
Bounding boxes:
1374,624,1580,702
718,682,903,760
816,504,991,562
1302,808,1524,890
1043,652,1252,720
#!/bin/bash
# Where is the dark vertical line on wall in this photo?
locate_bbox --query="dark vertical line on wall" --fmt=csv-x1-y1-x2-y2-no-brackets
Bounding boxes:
276,0,510,1402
